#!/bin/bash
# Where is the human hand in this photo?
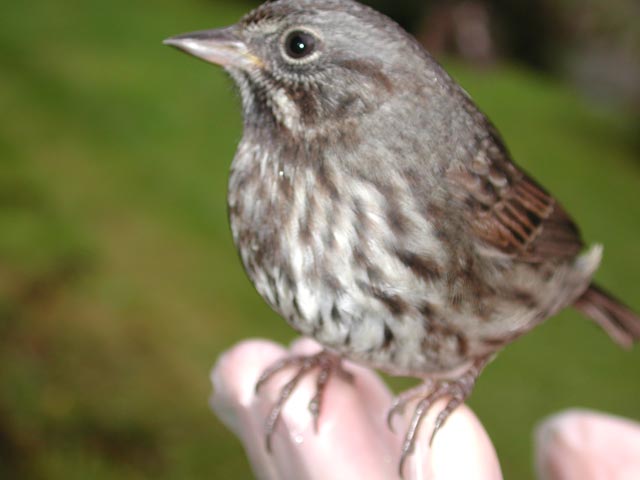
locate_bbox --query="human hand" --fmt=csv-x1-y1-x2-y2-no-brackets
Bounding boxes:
211,339,640,480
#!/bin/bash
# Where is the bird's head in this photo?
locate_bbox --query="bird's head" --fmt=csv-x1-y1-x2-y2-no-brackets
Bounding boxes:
165,0,434,137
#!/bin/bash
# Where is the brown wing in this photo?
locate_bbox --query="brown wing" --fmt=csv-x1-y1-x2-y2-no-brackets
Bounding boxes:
447,131,583,263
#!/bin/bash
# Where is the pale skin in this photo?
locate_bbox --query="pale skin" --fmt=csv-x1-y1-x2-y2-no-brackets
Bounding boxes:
211,338,640,480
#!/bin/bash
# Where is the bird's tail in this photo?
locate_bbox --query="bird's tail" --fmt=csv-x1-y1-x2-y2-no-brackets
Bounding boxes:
574,283,640,349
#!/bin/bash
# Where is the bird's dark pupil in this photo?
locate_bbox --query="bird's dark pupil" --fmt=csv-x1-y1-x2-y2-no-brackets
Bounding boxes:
292,37,306,53
285,31,315,59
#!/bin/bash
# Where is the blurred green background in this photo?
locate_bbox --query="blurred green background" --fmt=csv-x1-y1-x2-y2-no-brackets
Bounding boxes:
1,0,639,478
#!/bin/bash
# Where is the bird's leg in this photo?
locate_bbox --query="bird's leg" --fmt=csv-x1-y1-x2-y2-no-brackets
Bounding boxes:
386,379,434,432
392,356,490,478
255,350,349,451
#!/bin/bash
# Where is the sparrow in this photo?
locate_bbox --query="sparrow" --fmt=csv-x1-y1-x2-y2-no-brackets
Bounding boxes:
164,0,640,474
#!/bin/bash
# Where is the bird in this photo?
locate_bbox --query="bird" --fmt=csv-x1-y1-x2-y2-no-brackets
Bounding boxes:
164,0,640,475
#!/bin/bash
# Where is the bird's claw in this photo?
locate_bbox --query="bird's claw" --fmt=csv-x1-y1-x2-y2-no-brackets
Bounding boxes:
391,357,490,478
254,349,347,451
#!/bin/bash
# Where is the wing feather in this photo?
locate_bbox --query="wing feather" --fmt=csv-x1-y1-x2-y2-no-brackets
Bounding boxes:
447,131,583,262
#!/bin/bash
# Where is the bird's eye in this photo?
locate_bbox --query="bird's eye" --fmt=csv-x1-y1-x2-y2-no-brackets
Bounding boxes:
283,30,317,60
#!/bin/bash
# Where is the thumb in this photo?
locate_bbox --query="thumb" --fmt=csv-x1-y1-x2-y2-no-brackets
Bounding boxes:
535,409,640,480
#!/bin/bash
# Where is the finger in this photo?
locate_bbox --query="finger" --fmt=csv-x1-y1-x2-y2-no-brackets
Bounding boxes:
211,338,399,480
402,398,503,480
211,339,288,480
535,409,640,480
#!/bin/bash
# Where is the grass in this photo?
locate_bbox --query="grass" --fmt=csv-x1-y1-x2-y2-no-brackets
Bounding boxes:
1,0,639,478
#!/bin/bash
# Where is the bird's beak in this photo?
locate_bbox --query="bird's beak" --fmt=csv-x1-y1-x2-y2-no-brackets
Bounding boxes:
163,27,263,69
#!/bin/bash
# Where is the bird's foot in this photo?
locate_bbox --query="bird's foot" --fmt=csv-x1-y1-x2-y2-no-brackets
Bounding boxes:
388,356,490,478
255,349,351,452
